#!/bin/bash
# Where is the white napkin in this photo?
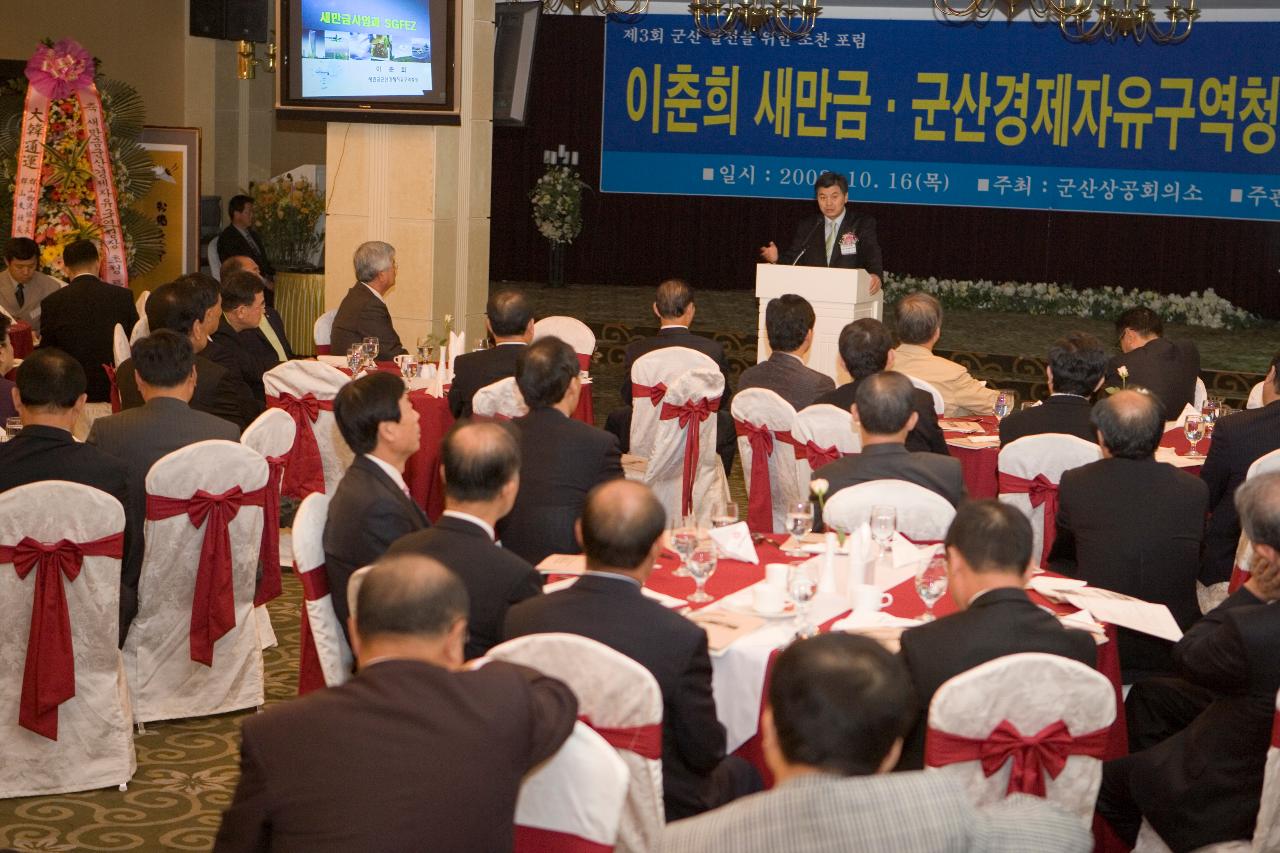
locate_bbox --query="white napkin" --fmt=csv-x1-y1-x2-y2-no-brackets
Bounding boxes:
406,363,437,393
1025,575,1088,603
1155,446,1205,469
832,610,923,632
317,354,349,367
709,522,758,564
1058,606,1108,640
448,331,466,368
846,523,873,587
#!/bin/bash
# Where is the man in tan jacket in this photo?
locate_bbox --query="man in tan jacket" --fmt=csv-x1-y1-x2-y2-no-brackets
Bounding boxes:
891,293,999,417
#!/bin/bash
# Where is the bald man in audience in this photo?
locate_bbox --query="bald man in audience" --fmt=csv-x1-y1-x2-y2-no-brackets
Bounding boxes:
891,293,999,417
447,288,534,419
1097,473,1280,852
660,634,1091,853
387,420,541,659
504,480,762,821
214,554,577,853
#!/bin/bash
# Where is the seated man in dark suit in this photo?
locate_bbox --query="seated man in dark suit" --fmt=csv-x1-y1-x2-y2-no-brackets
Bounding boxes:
387,420,540,659
663,633,1091,853
1199,354,1280,585
37,239,138,422
1104,306,1201,417
499,336,623,565
220,256,294,364
1097,473,1280,852
813,371,965,530
188,272,263,426
738,293,834,411
117,281,257,432
1049,389,1208,681
87,331,238,640
323,372,427,643
504,480,761,821
896,500,1097,770
330,240,406,361
447,288,534,418
814,318,947,455
214,554,577,853
0,349,138,646
605,278,736,472
999,332,1106,447
210,270,270,406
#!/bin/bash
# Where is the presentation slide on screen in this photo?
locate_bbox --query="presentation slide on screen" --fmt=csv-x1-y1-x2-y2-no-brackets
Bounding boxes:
299,0,432,98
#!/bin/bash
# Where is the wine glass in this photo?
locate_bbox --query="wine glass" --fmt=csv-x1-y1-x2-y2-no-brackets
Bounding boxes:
686,539,718,604
1184,415,1205,457
789,562,819,640
785,501,814,556
711,501,738,528
870,505,896,557
915,553,949,622
671,517,698,579
994,390,1013,420
347,343,365,375
1200,397,1220,436
416,335,436,364
362,336,380,365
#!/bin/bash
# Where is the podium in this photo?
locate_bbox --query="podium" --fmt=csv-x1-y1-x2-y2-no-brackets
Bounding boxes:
755,264,882,385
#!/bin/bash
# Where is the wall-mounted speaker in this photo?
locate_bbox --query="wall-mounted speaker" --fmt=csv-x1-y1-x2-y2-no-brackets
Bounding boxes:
189,0,269,43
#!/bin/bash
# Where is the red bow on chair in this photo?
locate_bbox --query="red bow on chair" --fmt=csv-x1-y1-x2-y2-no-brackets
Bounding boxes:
267,392,334,499
796,440,841,471
147,485,268,666
734,420,796,532
926,719,1110,797
1,533,124,740
997,472,1059,567
578,715,663,761
660,396,720,518
296,563,333,696
253,456,286,607
632,382,668,407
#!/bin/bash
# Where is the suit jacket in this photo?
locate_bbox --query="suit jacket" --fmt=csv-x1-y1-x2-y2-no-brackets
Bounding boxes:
738,351,834,412
814,378,948,455
659,770,1091,853
812,443,966,530
895,587,1098,770
1105,337,1201,418
211,315,268,406
504,572,727,821
498,406,624,566
216,224,275,279
87,397,238,638
241,308,294,368
1127,588,1280,852
892,344,999,417
778,207,884,278
1199,402,1280,584
213,659,577,853
0,424,138,645
998,394,1098,447
37,274,138,403
0,267,62,333
387,514,541,659
330,283,405,360
446,343,527,419
620,326,734,406
117,353,257,433
322,455,428,638
1048,456,1208,680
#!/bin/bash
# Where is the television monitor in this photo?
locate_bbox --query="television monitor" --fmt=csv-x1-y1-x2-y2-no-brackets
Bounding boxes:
493,2,540,127
276,0,460,123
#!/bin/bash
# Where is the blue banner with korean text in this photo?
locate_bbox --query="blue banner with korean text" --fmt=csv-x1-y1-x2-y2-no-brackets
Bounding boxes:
599,17,1280,221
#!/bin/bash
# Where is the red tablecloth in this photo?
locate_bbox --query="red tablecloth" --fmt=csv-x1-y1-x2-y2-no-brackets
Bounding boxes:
9,321,34,359
405,391,453,521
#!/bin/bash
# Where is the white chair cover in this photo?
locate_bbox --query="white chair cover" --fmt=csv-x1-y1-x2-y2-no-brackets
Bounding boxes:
0,482,135,798
346,565,373,631
488,633,665,853
791,403,861,490
909,376,946,416
515,721,630,853
242,408,299,651
207,241,221,279
926,652,1115,824
112,323,131,368
1195,377,1208,409
823,479,957,541
1222,449,1280,601
262,360,353,497
1248,448,1280,480
730,389,802,533
292,493,353,691
472,376,529,420
643,367,729,527
123,441,267,723
314,308,337,349
629,346,718,459
1247,382,1265,410
998,434,1100,568
129,316,150,346
534,316,596,372
1251,689,1280,853
135,289,150,317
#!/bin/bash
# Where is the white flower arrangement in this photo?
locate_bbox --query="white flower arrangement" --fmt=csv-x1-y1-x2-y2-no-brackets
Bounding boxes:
530,166,587,246
881,273,1258,330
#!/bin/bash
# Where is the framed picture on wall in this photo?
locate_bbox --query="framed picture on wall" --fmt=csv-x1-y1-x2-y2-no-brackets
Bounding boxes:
131,126,201,291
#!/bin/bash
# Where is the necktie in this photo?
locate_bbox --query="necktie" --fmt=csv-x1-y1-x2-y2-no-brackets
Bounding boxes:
258,316,288,362
15,282,24,309
824,221,836,264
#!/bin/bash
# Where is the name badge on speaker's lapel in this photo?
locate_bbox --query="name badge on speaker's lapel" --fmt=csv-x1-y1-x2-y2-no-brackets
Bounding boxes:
839,232,858,256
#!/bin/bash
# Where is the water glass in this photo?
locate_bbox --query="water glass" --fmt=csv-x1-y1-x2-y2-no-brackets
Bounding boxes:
347,344,365,375
915,553,949,622
785,501,814,555
711,501,739,528
671,518,698,578
1184,415,1205,457
994,390,1014,420
789,562,820,640
416,335,436,364
362,336,380,360
395,355,419,381
686,540,718,603
3,417,20,439
870,505,896,555
1200,398,1220,436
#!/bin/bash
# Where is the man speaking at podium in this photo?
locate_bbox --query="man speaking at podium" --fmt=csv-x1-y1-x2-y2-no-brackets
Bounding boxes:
759,171,884,296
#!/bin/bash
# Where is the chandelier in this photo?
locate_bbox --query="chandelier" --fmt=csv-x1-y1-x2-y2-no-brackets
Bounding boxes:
688,0,824,39
932,0,1200,43
541,0,648,16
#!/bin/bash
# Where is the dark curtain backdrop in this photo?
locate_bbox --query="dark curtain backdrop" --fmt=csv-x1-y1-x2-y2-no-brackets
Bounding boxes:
491,16,1280,318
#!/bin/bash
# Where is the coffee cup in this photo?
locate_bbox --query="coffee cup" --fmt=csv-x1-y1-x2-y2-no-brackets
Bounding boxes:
852,583,893,615
765,563,789,591
753,584,785,614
